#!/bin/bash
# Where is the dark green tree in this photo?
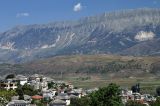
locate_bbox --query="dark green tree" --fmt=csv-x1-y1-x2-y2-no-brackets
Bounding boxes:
16,86,24,100
156,86,160,96
89,83,123,106
131,83,140,93
70,83,123,106
22,84,38,96
5,74,15,79
70,96,91,106
48,82,56,89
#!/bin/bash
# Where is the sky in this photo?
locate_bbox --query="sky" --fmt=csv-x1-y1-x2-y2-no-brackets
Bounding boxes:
0,0,160,32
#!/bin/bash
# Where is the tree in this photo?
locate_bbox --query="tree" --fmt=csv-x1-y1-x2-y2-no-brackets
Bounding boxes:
156,86,160,96
22,84,38,96
16,87,24,100
70,96,91,106
48,82,56,89
131,83,140,93
89,83,123,106
5,74,15,79
70,83,123,106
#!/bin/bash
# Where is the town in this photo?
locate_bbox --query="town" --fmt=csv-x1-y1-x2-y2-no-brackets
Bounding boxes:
0,74,160,106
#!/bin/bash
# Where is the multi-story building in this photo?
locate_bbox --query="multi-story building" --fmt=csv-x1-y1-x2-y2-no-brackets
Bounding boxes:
0,79,17,90
28,74,48,90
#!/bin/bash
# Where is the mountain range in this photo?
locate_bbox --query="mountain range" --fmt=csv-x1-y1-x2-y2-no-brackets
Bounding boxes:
0,8,160,63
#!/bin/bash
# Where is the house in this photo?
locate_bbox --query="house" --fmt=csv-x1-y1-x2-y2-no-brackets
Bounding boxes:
40,77,48,91
68,88,83,98
31,95,43,100
49,99,66,106
6,100,30,106
56,93,70,105
120,89,133,104
16,75,28,86
132,92,141,101
42,90,56,99
28,74,41,82
31,95,43,105
64,82,74,89
11,95,31,102
0,79,17,90
28,74,48,90
142,94,156,102
69,94,79,99
86,88,98,94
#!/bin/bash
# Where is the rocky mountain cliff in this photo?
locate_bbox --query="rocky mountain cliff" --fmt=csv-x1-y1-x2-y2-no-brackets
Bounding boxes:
0,8,160,63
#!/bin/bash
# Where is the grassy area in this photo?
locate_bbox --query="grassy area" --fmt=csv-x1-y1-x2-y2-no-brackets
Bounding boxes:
62,75,160,95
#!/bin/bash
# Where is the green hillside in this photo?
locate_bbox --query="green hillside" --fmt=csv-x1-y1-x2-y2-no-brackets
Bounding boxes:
0,54,160,78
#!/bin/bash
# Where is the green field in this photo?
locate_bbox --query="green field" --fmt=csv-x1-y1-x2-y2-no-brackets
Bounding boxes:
61,75,160,95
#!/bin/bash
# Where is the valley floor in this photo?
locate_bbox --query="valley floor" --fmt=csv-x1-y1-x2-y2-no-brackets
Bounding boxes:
53,74,160,95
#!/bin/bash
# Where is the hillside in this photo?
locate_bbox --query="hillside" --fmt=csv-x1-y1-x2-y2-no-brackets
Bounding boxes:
0,8,160,62
0,55,160,78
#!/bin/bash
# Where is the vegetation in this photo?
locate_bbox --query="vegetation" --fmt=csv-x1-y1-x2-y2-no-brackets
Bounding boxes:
70,83,123,106
0,90,17,101
0,55,160,78
16,86,24,100
15,83,39,99
125,100,146,106
48,82,56,89
21,84,39,96
0,97,8,106
70,96,91,106
31,99,46,106
5,74,15,79
131,83,140,93
156,86,160,96
150,97,160,106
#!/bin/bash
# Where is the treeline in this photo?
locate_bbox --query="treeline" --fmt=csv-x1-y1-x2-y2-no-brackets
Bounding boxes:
76,60,143,74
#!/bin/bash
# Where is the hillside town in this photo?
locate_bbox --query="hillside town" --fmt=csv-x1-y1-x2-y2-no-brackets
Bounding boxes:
0,74,159,106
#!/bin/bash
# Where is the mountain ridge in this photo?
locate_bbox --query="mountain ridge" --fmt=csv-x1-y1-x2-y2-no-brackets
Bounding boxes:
0,8,160,63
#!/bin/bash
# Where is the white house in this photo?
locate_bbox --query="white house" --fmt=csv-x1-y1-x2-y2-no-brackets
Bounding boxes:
0,79,17,90
43,90,56,99
16,75,28,85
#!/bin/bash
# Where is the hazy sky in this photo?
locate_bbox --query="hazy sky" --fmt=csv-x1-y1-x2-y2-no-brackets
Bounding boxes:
0,0,160,32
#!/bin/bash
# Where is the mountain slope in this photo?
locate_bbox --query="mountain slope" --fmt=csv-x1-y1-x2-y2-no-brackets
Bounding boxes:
0,55,160,78
0,8,160,62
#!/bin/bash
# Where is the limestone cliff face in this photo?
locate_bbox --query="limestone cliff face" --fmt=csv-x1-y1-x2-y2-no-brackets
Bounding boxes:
0,8,160,63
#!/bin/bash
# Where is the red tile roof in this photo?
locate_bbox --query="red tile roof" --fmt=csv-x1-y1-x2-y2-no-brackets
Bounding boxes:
31,95,43,99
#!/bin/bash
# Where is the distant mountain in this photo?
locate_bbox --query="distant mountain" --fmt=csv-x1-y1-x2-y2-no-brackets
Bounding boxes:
0,8,160,63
